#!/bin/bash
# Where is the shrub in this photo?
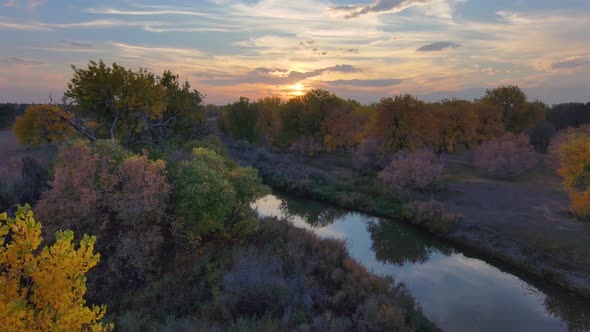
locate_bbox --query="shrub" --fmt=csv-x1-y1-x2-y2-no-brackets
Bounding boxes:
288,136,324,156
34,140,170,296
546,125,590,171
379,149,443,193
473,133,537,178
173,148,269,246
556,134,590,219
352,137,390,173
401,200,462,234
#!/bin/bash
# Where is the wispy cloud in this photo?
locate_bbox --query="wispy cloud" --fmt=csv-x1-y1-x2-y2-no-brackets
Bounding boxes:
416,41,460,52
551,56,590,70
330,0,431,19
327,78,403,87
5,56,44,65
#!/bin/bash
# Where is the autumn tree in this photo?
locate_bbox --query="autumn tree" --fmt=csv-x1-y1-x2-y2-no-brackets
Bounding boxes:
379,149,443,193
473,102,505,142
428,100,479,153
0,205,112,331
219,97,259,143
371,95,426,152
557,134,590,219
481,85,545,134
254,96,283,145
61,60,204,147
321,101,369,152
34,140,170,296
13,104,76,147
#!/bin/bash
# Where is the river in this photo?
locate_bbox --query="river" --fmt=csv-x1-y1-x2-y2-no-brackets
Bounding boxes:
253,194,590,332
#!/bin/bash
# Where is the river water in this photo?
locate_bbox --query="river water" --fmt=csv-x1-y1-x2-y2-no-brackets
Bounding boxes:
253,194,590,332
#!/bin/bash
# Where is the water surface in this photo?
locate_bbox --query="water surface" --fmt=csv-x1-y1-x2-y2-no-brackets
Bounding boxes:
253,194,590,332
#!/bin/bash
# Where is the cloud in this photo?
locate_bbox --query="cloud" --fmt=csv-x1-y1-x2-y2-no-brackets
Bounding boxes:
327,79,403,87
84,7,214,17
60,40,93,48
416,41,460,52
208,64,362,86
5,56,44,65
330,0,431,19
551,56,590,70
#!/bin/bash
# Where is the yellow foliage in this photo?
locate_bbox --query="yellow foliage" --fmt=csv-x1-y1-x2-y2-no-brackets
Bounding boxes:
556,134,590,189
0,205,112,331
13,104,76,147
569,189,590,219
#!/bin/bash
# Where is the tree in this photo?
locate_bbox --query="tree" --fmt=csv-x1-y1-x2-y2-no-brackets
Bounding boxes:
62,60,204,147
557,134,590,219
13,104,76,147
371,95,426,152
321,102,368,152
473,133,537,178
429,100,479,153
480,85,545,134
0,104,15,128
254,97,283,145
0,205,112,331
173,148,269,245
218,97,259,143
473,102,505,142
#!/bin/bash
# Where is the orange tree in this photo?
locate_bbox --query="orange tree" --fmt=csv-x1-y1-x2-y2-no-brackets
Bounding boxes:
557,134,590,218
13,104,76,147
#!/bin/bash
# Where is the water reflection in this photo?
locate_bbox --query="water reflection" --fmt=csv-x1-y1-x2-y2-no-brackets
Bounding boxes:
367,218,453,266
253,194,590,332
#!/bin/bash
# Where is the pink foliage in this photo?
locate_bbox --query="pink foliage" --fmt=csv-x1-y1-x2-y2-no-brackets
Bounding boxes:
473,133,537,178
352,138,389,172
379,149,443,193
546,125,590,171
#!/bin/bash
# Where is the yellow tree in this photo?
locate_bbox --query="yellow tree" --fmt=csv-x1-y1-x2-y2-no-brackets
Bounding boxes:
0,205,112,331
557,134,590,218
13,104,76,147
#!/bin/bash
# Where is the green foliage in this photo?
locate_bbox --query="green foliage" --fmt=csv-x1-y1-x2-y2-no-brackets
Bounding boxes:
219,97,259,143
63,59,204,147
173,148,269,245
481,85,546,134
0,104,16,128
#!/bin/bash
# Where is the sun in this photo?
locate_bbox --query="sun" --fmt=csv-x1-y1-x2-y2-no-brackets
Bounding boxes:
290,82,305,96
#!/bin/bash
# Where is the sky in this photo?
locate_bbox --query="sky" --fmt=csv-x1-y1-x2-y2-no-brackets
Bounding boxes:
0,0,589,105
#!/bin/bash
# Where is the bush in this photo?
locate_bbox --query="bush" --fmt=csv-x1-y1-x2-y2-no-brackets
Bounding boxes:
379,149,443,193
473,133,537,178
34,140,170,296
352,137,390,174
556,134,590,220
401,200,462,234
288,136,324,156
546,125,590,171
173,148,269,246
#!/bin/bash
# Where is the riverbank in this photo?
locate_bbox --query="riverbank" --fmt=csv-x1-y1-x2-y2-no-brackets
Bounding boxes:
225,138,590,299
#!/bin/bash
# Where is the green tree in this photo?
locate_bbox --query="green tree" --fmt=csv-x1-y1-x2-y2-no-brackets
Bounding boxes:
62,60,204,147
219,97,259,143
481,85,545,133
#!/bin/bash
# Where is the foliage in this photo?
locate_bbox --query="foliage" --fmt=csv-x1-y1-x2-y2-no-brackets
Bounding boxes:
401,200,462,234
13,104,76,147
371,95,427,152
556,135,590,219
379,149,444,193
0,104,16,128
62,60,204,147
173,147,269,245
473,133,537,178
288,136,324,156
481,85,545,134
34,140,170,296
351,137,390,173
428,100,479,153
548,102,590,130
546,125,590,171
0,206,112,331
219,97,259,143
529,121,556,153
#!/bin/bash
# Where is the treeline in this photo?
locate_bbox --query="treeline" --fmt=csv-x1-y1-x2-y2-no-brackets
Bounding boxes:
218,87,590,155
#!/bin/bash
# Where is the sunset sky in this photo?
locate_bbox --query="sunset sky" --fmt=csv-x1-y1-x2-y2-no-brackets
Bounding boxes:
1,0,589,105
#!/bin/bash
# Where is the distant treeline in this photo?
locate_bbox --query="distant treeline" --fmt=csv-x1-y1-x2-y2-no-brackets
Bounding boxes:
218,87,590,154
0,103,29,128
